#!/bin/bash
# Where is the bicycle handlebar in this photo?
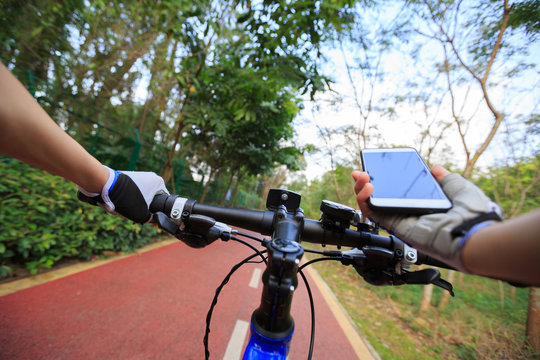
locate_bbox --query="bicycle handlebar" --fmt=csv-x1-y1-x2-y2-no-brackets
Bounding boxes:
149,193,451,269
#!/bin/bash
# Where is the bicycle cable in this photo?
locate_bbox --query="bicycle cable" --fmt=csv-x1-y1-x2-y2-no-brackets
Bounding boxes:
235,231,266,243
230,236,268,265
204,250,268,360
299,257,344,272
298,268,315,360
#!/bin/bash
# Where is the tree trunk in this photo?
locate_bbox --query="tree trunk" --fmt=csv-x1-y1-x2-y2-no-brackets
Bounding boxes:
419,284,433,312
527,287,540,352
527,288,540,353
257,168,288,210
199,168,216,203
498,280,505,309
139,40,178,135
230,173,245,205
258,174,272,210
220,172,235,206
331,170,343,204
100,31,158,100
161,109,188,183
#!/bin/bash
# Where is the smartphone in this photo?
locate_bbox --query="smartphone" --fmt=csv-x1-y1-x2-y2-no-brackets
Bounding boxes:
360,147,452,214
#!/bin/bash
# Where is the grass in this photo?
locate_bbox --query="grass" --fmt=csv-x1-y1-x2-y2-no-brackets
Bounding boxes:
310,257,537,359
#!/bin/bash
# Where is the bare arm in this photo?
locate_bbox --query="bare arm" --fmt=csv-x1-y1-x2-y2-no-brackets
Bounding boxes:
0,63,108,192
462,209,540,285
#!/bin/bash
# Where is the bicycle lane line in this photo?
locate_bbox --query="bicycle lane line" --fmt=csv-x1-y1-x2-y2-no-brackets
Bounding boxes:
248,268,262,288
223,319,250,360
220,268,263,358
222,266,262,360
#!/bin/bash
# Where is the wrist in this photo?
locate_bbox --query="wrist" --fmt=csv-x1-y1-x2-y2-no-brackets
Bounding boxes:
77,164,110,193
100,167,121,212
459,221,497,273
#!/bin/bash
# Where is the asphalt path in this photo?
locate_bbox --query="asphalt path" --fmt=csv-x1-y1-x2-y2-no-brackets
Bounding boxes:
0,236,377,359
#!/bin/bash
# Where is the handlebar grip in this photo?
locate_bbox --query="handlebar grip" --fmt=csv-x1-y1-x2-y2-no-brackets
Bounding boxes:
150,193,178,215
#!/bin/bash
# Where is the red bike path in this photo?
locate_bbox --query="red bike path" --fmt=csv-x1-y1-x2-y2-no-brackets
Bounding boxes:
0,237,378,360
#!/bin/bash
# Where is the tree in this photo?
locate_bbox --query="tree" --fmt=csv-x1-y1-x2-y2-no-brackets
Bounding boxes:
0,0,85,80
314,125,345,203
158,0,361,181
390,0,539,311
1,0,363,188
180,38,306,202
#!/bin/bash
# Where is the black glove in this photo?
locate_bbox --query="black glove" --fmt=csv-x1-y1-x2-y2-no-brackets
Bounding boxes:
77,166,169,224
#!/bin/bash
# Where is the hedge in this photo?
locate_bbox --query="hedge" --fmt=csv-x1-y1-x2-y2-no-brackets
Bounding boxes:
0,158,160,277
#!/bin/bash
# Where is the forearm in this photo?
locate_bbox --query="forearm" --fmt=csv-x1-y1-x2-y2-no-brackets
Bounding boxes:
462,209,540,286
0,63,108,192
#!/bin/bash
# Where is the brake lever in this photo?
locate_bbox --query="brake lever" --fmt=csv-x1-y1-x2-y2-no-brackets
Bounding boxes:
152,212,179,235
152,212,232,248
433,278,454,296
399,268,454,296
340,248,454,296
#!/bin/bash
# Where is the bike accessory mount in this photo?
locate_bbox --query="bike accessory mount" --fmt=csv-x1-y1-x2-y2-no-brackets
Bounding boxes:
266,189,301,212
320,200,356,231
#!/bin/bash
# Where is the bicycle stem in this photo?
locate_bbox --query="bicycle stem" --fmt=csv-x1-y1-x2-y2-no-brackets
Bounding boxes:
251,204,304,340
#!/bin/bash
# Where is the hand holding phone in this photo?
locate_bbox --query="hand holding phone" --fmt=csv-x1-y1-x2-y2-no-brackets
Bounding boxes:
352,164,503,272
360,148,452,215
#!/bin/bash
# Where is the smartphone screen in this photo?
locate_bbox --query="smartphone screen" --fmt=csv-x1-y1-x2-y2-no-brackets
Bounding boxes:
360,148,452,214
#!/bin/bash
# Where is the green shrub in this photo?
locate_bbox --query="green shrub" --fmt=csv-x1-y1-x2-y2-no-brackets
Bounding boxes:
0,158,160,277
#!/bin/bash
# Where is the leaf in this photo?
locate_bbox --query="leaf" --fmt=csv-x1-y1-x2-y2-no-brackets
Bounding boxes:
36,206,49,213
30,27,43,37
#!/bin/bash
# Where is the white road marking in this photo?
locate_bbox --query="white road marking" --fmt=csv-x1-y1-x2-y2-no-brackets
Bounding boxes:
223,319,250,360
249,268,262,288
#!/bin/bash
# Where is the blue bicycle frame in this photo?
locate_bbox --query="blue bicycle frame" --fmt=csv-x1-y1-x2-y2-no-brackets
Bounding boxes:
243,324,293,359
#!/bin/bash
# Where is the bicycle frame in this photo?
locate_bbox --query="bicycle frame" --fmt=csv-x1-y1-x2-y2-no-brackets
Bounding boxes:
243,324,293,359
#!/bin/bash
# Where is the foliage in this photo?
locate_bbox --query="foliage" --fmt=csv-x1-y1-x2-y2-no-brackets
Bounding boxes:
311,257,534,359
473,155,540,218
0,0,362,187
0,0,85,80
185,44,304,178
288,164,357,219
237,0,359,98
507,0,540,40
0,159,160,277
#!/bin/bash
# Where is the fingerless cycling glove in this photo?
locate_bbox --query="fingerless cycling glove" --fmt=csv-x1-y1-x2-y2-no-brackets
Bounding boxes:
77,167,169,224
370,173,502,271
